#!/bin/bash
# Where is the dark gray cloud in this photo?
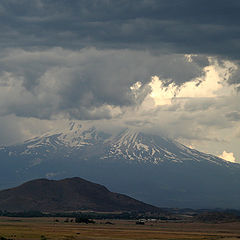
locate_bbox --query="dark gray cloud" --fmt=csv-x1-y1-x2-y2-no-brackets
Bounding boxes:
0,0,240,59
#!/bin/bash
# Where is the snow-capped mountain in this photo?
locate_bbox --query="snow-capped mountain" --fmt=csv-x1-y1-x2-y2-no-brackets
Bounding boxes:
8,122,235,167
103,128,235,167
0,121,240,209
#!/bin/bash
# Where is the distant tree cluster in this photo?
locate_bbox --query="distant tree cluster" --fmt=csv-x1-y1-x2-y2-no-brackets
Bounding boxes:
0,209,166,220
195,211,240,223
0,210,44,217
75,216,95,224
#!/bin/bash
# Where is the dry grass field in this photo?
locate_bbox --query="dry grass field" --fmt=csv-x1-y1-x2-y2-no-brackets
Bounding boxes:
0,217,240,240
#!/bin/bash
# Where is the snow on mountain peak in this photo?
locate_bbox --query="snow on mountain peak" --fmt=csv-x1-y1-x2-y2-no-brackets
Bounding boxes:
6,121,237,168
57,122,99,148
102,128,179,164
22,121,101,150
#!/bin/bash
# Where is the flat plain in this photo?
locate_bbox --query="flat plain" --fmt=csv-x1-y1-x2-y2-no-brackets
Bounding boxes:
1,217,240,240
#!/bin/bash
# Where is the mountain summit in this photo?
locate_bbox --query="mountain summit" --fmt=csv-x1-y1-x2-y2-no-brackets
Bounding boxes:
0,122,240,208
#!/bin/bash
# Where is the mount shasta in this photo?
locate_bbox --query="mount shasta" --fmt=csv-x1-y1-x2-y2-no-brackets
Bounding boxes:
0,122,240,209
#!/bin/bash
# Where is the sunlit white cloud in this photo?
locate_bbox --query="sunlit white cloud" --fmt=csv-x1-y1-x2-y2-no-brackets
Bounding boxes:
149,58,238,107
218,151,236,163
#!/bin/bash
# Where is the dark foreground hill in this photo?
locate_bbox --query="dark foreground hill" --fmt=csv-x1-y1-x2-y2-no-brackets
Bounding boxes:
0,177,159,213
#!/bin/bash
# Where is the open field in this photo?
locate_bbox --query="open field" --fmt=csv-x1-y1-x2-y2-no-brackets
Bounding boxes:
1,217,240,240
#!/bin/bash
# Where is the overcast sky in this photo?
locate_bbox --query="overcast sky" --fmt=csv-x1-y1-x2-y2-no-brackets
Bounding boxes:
0,0,240,163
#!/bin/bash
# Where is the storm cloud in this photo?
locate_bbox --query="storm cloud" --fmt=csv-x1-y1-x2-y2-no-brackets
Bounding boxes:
0,0,240,59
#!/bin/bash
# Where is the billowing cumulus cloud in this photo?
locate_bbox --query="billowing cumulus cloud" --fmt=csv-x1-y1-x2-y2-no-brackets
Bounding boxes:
0,48,207,120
